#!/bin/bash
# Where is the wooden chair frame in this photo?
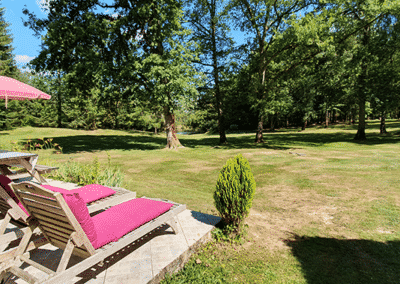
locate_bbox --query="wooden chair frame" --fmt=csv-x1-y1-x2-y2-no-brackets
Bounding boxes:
0,182,185,284
0,182,136,262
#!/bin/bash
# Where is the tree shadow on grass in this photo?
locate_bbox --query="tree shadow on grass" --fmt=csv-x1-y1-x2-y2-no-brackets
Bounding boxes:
44,135,167,153
180,131,399,150
18,125,400,154
284,234,400,284
179,135,291,150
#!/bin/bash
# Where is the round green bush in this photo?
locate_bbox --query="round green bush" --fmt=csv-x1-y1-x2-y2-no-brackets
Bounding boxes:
213,154,256,231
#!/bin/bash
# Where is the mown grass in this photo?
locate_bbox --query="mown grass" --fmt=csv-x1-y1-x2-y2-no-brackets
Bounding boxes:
1,119,400,283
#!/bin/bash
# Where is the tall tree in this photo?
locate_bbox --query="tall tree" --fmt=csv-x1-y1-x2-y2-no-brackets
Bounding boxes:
0,2,21,79
186,0,234,144
226,0,325,142
23,0,202,148
322,0,400,140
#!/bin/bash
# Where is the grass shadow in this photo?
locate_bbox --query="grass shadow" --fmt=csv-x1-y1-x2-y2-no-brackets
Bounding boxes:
31,135,167,154
180,131,399,150
264,131,400,147
284,234,400,284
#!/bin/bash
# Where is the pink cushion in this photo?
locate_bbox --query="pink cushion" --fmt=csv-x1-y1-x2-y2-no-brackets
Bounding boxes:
41,185,70,195
0,175,29,216
72,184,116,204
90,198,174,249
42,184,115,204
64,193,97,245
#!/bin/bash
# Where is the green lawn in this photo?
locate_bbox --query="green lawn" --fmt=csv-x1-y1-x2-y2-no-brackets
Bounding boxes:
1,120,400,283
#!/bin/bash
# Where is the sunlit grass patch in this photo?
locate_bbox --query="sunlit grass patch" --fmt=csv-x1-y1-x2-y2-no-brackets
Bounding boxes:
1,119,400,283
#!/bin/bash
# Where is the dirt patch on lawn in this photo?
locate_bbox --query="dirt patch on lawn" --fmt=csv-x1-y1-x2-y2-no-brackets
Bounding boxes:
231,183,364,254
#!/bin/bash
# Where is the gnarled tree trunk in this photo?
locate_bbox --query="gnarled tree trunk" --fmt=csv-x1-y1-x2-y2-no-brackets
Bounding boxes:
164,105,183,149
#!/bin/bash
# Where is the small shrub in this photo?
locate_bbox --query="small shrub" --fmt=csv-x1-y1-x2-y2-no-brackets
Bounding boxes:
213,154,256,240
46,155,124,187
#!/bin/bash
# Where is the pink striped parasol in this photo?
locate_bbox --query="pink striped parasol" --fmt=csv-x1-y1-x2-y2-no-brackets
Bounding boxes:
0,76,51,108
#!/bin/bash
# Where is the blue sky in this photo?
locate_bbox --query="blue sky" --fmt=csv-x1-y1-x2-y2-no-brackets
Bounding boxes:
1,0,247,79
1,0,125,76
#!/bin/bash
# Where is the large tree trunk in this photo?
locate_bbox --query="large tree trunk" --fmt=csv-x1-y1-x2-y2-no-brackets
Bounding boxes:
57,73,62,128
254,35,266,143
210,4,227,144
354,24,369,141
255,115,264,143
57,91,62,128
164,106,183,149
302,119,307,131
354,97,366,140
380,112,388,135
270,113,275,131
325,110,329,128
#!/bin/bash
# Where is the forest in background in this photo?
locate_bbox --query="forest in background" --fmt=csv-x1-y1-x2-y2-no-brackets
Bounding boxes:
1,0,399,147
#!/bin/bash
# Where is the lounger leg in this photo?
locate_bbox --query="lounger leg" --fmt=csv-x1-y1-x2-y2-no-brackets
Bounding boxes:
166,217,179,234
56,237,74,273
13,224,35,259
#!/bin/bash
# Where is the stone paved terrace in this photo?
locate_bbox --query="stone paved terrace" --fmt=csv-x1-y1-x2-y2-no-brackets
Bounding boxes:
2,179,221,284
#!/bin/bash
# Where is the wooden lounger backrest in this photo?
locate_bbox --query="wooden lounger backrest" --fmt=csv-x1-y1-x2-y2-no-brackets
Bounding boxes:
11,182,96,258
0,183,30,223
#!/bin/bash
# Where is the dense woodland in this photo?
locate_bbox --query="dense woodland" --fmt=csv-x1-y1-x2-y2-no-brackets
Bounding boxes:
1,0,399,147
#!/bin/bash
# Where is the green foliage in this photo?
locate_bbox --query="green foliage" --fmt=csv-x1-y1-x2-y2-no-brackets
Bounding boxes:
0,4,20,79
213,154,256,240
23,138,63,153
46,155,124,187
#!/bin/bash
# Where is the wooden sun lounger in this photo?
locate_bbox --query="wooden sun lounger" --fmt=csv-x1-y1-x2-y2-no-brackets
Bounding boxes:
0,182,185,284
0,182,136,262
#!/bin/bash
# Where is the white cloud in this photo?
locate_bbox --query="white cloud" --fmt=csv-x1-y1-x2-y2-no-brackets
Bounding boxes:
14,55,36,74
15,55,36,64
36,0,54,14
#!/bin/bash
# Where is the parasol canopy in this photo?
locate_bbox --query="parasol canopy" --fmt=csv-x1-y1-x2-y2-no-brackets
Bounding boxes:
0,76,51,108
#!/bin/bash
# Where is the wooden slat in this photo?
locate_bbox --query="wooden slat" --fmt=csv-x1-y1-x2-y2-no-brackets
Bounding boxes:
9,266,38,284
40,224,72,240
26,204,65,218
34,213,74,230
43,231,70,244
52,239,91,259
7,173,32,181
0,199,10,207
86,189,136,214
17,192,58,207
0,204,9,213
35,165,59,174
12,183,54,199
